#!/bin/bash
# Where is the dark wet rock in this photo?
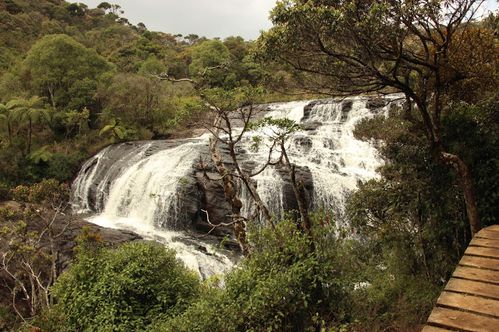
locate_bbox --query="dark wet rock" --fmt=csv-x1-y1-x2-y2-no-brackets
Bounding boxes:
270,164,314,212
340,100,353,122
303,100,319,121
60,218,142,270
366,98,388,110
301,121,321,131
323,138,335,149
0,202,142,272
294,136,313,153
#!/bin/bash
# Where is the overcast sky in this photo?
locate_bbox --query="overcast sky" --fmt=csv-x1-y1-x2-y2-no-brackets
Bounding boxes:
81,0,498,40
81,0,278,40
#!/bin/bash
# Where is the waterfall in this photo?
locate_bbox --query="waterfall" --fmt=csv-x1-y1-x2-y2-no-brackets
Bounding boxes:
238,96,398,222
287,98,388,218
102,143,200,229
72,139,236,278
72,95,401,276
72,143,154,213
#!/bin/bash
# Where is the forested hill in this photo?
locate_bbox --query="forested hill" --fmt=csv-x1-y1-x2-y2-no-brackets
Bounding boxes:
0,0,293,189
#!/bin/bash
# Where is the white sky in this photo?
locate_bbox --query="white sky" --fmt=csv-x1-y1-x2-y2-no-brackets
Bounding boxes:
81,0,498,40
81,0,278,40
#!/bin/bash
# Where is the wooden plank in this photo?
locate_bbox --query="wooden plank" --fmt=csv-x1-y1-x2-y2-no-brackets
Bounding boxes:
477,229,499,240
466,246,499,259
421,325,454,332
470,237,499,249
459,255,499,271
453,266,499,284
445,278,499,300
484,224,499,232
427,307,499,332
437,291,499,317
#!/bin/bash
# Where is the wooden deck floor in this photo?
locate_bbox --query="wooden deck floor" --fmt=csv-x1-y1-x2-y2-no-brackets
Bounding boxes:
422,225,499,332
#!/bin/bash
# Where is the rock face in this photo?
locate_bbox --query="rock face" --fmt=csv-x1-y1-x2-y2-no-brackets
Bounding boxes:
0,200,142,271
58,217,143,269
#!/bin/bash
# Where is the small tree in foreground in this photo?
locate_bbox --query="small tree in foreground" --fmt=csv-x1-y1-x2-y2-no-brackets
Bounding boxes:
157,70,312,253
152,219,350,332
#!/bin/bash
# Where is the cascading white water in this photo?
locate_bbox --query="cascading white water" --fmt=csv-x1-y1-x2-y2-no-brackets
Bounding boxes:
238,96,398,221
103,143,199,229
72,143,154,213
72,96,400,277
291,98,385,217
241,166,286,221
72,139,236,278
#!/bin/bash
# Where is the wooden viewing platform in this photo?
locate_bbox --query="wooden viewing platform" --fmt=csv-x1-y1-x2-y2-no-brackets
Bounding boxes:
422,224,499,332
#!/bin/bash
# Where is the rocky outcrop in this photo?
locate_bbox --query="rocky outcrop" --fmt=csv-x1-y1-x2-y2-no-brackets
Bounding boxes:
58,218,142,269
192,144,315,236
0,201,142,271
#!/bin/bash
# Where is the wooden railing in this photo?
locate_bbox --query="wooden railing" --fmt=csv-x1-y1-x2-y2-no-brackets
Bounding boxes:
422,225,499,332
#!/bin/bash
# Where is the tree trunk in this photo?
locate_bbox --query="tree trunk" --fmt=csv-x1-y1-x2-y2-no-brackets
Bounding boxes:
282,142,312,233
48,86,56,109
27,119,32,154
440,152,481,235
209,137,249,254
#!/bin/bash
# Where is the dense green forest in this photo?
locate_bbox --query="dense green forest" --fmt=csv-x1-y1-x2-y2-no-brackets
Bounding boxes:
0,0,497,331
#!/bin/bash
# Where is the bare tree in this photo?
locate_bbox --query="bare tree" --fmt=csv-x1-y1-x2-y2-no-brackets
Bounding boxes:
0,180,72,321
157,70,312,250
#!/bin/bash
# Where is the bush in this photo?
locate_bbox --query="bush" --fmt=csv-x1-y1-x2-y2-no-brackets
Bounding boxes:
11,179,69,205
51,241,200,331
154,220,351,332
26,151,86,183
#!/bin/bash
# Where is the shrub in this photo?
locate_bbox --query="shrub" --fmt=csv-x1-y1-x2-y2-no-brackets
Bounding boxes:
154,220,351,332
51,241,200,331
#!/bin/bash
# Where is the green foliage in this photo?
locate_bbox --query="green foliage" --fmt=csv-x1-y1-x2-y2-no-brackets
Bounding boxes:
349,110,467,283
343,100,499,329
98,72,175,134
154,220,350,332
442,100,499,226
189,40,231,87
28,145,53,164
11,178,69,205
350,263,441,330
0,179,68,326
202,86,266,111
0,181,11,200
23,34,113,109
40,151,85,182
250,116,301,143
51,241,200,331
0,0,299,191
139,56,166,75
54,107,90,137
99,117,136,142
0,304,17,332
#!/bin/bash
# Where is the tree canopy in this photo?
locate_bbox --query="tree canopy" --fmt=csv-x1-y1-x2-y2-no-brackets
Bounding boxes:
23,34,113,109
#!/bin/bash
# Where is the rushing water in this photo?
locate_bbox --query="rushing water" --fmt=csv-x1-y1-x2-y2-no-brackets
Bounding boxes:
72,96,400,277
